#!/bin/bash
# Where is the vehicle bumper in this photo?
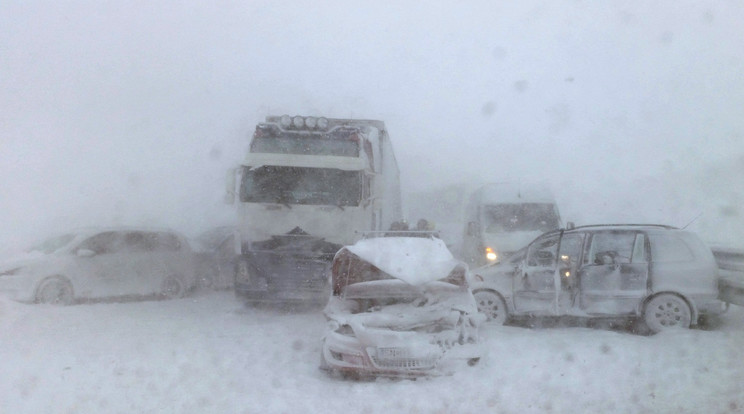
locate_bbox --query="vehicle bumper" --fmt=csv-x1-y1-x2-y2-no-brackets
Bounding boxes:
692,296,728,316
0,275,37,302
320,331,483,378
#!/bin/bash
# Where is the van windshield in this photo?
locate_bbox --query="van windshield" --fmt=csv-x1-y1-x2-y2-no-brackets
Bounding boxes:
483,203,560,233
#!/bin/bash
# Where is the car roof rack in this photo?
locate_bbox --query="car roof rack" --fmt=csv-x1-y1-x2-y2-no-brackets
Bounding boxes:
357,230,441,239
568,224,678,231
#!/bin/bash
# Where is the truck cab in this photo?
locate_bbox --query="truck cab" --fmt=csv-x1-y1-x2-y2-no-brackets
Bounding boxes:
226,115,402,303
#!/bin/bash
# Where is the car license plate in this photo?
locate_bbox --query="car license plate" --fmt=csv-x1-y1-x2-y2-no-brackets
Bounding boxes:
377,347,408,359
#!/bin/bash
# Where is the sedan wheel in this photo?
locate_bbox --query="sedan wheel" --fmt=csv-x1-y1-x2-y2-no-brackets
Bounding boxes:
474,290,508,324
161,276,184,299
36,278,74,305
643,294,691,333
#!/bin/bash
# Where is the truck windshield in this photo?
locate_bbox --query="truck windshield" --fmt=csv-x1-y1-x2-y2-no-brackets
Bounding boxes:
250,131,360,157
483,203,559,233
240,166,362,207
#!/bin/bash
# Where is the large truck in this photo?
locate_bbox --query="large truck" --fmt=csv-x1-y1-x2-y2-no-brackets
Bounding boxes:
461,182,561,267
225,115,402,303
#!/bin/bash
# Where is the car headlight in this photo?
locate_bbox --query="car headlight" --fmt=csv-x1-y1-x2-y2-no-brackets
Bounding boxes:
334,324,356,337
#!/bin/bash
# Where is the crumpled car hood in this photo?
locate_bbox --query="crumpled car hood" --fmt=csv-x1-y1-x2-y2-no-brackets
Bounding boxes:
326,291,481,351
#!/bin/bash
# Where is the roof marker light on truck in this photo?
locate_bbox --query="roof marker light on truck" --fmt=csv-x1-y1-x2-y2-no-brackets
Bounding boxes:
305,117,317,128
292,116,304,128
317,117,329,129
280,115,292,128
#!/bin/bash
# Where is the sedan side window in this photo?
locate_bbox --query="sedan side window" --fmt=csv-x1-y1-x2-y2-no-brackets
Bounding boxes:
78,232,121,255
155,233,183,252
124,232,154,253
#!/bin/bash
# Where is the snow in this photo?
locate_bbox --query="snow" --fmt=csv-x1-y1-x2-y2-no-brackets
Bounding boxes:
345,237,461,285
1,0,743,412
1,291,743,413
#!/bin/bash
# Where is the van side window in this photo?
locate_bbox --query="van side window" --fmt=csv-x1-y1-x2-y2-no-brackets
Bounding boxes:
649,234,695,263
585,232,635,265
631,234,648,263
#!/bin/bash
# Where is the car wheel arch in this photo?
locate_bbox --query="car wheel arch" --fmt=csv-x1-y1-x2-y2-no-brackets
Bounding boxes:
473,288,511,323
35,275,75,304
642,291,698,331
161,274,186,298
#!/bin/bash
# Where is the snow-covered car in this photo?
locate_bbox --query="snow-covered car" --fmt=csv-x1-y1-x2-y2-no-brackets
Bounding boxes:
0,227,197,304
320,234,484,378
192,226,239,290
472,224,727,333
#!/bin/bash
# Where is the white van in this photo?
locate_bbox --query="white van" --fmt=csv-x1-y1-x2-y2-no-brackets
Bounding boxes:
461,183,561,267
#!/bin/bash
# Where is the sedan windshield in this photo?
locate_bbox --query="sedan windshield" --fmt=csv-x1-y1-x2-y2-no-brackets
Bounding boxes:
29,234,77,254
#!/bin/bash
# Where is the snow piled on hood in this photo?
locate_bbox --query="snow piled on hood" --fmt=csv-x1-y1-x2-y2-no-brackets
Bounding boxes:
345,237,462,285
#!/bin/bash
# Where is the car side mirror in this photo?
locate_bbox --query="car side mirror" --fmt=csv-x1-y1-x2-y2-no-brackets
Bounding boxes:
77,249,96,257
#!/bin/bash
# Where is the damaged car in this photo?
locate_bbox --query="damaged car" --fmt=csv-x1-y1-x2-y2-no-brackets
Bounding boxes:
320,234,484,378
472,224,728,333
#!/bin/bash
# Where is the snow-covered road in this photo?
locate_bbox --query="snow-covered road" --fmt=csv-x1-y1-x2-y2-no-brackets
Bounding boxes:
2,291,743,413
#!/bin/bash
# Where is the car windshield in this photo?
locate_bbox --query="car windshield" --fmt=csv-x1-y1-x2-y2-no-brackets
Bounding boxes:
28,234,77,254
239,166,362,206
483,203,560,233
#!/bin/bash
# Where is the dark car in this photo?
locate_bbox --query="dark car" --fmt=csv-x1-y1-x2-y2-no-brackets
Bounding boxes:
472,224,727,333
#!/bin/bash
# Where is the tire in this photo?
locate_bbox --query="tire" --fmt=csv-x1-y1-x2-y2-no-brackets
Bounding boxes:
161,276,184,299
474,290,508,324
643,294,692,333
36,277,74,305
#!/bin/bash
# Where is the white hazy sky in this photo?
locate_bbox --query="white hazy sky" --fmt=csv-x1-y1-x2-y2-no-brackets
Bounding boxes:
2,1,743,248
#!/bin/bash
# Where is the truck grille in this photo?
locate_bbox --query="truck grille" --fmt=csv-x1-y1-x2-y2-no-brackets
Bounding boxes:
260,254,330,290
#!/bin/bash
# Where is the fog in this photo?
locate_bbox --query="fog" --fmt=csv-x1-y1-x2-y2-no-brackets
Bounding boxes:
2,1,743,249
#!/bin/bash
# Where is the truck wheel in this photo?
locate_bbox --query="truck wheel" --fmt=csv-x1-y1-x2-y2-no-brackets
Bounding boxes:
474,290,508,324
643,293,691,333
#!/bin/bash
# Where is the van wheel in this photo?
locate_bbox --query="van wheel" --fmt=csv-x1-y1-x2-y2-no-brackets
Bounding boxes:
36,277,74,305
643,294,691,333
473,290,508,324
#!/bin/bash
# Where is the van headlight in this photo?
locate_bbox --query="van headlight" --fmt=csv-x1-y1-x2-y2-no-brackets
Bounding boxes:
485,247,498,262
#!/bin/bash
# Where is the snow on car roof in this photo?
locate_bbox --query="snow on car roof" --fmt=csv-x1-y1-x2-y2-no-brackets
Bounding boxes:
343,236,462,285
